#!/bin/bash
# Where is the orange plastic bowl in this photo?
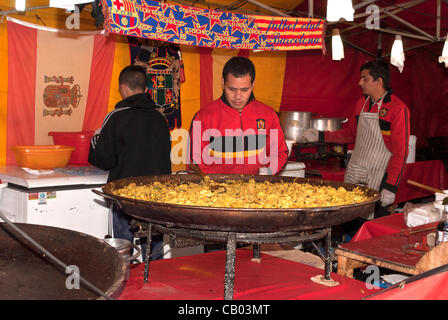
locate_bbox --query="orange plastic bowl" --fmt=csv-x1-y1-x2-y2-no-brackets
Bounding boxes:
11,145,75,170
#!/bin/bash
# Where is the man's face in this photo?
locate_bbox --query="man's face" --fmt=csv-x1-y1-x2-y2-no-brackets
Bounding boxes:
358,69,382,98
222,73,254,111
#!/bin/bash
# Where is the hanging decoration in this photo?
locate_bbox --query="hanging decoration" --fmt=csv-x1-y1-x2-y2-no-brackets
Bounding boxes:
129,38,184,129
102,0,326,52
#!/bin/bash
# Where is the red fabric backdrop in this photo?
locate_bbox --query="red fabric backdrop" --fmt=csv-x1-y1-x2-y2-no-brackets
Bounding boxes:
280,46,448,148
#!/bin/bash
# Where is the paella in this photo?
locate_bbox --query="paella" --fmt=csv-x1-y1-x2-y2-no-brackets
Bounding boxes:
111,176,372,209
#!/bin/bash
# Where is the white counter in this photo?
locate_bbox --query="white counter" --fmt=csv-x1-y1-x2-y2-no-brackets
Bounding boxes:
0,166,108,189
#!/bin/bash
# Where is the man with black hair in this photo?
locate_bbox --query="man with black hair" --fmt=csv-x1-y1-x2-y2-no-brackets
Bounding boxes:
89,65,171,260
303,60,410,219
189,56,288,175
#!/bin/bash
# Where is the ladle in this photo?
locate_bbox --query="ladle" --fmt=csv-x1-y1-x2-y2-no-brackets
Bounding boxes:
190,163,227,193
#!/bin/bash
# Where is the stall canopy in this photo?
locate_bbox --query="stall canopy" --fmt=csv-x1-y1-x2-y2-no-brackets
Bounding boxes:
0,0,447,168
162,0,448,148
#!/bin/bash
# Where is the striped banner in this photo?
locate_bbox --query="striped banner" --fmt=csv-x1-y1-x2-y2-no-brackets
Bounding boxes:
102,0,326,51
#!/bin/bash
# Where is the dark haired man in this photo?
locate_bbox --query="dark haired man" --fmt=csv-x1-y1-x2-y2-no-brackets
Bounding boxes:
89,65,171,260
303,60,410,219
189,56,288,175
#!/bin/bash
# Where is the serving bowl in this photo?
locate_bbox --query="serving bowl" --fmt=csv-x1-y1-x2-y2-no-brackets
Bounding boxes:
11,145,75,169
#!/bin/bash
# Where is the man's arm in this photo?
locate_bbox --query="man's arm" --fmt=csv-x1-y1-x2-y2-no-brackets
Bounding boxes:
383,104,410,193
88,117,117,171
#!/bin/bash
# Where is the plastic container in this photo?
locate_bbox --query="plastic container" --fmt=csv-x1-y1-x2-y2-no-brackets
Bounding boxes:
436,205,448,245
49,131,94,165
11,145,75,169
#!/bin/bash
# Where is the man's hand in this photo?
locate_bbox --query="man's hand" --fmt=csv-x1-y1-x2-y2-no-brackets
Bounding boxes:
302,128,319,142
381,189,396,207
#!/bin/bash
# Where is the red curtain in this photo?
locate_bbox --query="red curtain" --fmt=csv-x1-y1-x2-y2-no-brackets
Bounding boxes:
281,46,448,148
280,48,367,118
6,21,37,164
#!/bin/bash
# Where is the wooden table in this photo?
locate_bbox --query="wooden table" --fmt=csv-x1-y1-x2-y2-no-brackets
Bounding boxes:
335,223,448,278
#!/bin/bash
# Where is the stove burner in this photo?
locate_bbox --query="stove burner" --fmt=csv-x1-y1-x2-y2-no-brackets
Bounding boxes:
141,223,334,300
293,142,348,168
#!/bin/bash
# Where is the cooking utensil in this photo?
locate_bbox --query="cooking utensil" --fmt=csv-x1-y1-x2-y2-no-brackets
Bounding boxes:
311,117,348,132
93,174,380,233
279,111,312,142
190,163,227,193
407,179,443,194
0,217,126,299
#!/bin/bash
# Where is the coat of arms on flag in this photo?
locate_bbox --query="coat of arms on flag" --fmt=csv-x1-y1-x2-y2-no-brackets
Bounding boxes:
42,75,82,117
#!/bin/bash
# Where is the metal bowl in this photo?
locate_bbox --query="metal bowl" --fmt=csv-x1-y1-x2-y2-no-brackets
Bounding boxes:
98,174,380,233
0,223,126,300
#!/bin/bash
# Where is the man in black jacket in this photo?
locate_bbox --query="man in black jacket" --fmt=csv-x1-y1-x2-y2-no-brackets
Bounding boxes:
89,65,172,260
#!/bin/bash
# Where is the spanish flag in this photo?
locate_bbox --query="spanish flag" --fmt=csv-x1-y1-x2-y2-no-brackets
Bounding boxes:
2,18,118,166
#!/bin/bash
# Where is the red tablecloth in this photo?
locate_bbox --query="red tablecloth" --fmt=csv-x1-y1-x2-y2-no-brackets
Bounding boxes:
351,213,406,242
344,212,448,300
118,249,377,300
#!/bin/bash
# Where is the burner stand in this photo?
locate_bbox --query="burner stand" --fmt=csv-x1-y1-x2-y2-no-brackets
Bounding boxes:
142,223,334,300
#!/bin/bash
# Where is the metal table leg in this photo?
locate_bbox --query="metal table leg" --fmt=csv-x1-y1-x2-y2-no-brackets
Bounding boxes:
253,243,261,259
324,228,332,280
224,232,236,300
143,223,153,283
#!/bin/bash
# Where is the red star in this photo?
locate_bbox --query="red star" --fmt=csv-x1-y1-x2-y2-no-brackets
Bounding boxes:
141,9,160,23
127,27,142,38
208,11,223,30
163,12,184,37
180,7,202,24
230,16,248,33
188,23,212,45
219,38,232,49
164,22,181,37
248,33,261,45
137,3,161,23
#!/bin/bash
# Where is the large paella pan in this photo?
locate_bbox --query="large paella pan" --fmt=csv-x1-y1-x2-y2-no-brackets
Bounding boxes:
97,174,380,233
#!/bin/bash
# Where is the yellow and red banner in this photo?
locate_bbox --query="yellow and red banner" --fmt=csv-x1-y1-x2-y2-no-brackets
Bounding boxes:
103,0,326,51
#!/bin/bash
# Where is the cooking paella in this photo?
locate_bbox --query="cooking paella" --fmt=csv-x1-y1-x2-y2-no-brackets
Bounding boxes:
111,176,372,209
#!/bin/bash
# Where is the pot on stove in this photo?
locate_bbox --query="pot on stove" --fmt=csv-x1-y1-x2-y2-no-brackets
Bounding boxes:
279,111,313,142
311,117,348,132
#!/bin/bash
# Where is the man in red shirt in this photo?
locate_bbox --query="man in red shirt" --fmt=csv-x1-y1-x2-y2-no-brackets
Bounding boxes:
189,56,289,175
303,60,410,219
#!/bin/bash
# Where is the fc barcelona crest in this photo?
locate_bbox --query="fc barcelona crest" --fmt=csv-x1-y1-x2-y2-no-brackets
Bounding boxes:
111,0,139,30
379,107,389,118
42,76,82,117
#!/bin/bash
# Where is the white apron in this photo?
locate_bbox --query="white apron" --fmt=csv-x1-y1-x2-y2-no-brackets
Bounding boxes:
344,93,391,218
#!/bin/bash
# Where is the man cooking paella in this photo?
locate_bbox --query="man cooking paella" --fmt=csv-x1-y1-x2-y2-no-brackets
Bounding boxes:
303,59,411,220
188,56,289,176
